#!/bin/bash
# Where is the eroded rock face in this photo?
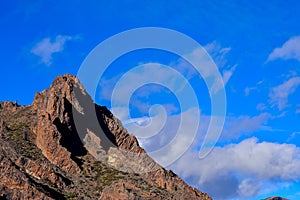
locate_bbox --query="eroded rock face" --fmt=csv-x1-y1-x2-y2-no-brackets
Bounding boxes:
265,197,288,200
0,74,211,200
0,133,67,200
31,75,88,174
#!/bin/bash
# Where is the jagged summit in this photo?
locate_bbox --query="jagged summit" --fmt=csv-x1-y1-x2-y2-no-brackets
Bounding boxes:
0,74,211,199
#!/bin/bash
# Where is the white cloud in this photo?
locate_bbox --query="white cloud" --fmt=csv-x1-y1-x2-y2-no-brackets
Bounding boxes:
108,62,202,133
204,41,237,92
125,108,201,167
176,47,214,78
267,36,300,62
245,86,259,97
123,109,276,199
287,131,300,142
204,41,231,69
123,116,151,126
244,80,264,97
256,103,267,111
128,108,270,152
244,87,251,96
222,64,237,86
31,35,78,65
191,113,271,144
175,41,236,88
127,110,270,170
238,178,261,198
105,63,190,106
170,42,236,95
269,76,300,110
99,41,234,109
204,41,236,87
220,113,271,140
170,137,300,199
296,104,300,114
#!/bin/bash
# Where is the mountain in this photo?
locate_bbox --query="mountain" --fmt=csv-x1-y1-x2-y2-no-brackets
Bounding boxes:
0,74,211,200
264,197,288,200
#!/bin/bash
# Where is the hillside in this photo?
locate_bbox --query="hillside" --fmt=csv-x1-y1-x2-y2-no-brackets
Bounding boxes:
0,74,211,200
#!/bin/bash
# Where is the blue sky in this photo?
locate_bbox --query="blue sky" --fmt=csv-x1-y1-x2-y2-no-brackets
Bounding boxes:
1,0,300,199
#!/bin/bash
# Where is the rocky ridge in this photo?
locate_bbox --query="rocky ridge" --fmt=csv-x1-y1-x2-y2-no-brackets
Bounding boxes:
264,197,288,200
0,74,211,199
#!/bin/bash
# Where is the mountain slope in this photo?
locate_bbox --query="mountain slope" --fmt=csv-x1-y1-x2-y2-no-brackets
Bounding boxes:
0,74,211,200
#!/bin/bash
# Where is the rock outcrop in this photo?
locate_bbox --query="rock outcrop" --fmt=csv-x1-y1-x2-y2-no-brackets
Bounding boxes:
0,74,211,199
265,197,288,200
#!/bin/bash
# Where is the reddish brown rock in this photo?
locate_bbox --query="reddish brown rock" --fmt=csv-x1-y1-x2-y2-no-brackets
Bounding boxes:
0,101,19,113
265,197,288,200
0,119,7,133
31,75,86,174
0,74,211,200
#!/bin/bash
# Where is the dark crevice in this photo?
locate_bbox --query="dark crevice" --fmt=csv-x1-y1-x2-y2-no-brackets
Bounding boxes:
52,97,88,169
29,177,66,200
95,104,118,148
70,85,118,152
53,117,86,169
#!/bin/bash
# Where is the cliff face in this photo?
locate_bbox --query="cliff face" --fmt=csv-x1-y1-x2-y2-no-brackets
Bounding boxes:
0,74,211,200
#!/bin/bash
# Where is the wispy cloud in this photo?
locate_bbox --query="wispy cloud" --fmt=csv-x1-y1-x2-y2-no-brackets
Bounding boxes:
256,103,267,111
244,87,252,96
297,105,300,114
221,64,237,86
220,113,271,140
287,131,300,142
204,41,231,69
99,42,235,107
244,80,264,97
269,76,300,110
100,63,188,103
123,116,151,126
171,41,236,94
176,41,236,85
267,36,300,62
129,111,271,167
31,35,79,65
204,41,237,87
123,108,290,200
171,137,300,199
109,63,191,110
127,108,201,167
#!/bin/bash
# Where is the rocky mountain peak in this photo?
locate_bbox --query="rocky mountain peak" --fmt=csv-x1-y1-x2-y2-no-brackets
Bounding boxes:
0,74,211,199
32,74,86,118
31,74,146,173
